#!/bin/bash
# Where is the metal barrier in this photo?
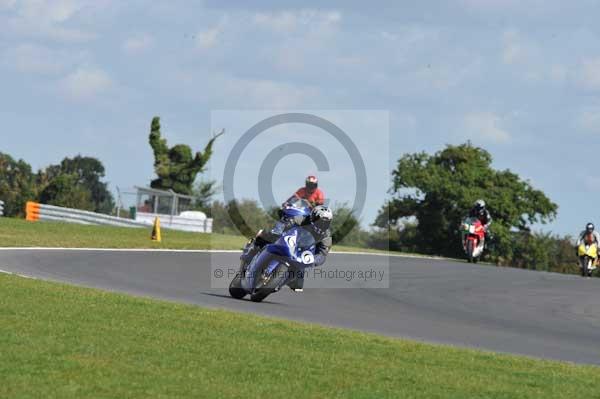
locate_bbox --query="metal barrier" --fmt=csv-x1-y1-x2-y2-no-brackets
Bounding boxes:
136,212,212,233
25,202,213,233
26,202,148,227
0,200,4,216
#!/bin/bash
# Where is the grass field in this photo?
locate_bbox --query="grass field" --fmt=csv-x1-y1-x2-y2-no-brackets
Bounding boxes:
0,218,392,254
0,217,246,250
0,272,598,399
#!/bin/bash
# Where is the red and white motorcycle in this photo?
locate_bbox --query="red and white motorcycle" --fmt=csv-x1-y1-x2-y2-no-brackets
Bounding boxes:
461,217,486,263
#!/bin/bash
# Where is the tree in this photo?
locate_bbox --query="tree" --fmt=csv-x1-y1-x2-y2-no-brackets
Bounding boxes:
375,143,558,257
37,155,114,213
0,152,37,217
209,199,271,236
499,231,577,274
330,202,365,246
192,179,220,215
39,174,93,210
149,117,223,195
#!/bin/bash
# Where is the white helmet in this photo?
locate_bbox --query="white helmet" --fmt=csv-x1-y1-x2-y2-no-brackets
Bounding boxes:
310,205,333,232
474,199,486,210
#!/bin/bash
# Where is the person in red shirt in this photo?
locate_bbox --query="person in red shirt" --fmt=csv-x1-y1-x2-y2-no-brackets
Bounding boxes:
290,175,325,207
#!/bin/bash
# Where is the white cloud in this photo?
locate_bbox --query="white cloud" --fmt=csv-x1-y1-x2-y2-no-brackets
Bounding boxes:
2,43,71,74
195,15,232,50
61,67,113,100
0,0,17,10
460,0,556,16
548,64,567,82
576,107,600,134
2,0,96,42
502,29,529,65
501,29,543,80
578,57,600,91
500,29,570,84
196,27,220,49
8,21,95,42
218,76,319,108
19,0,83,23
416,61,480,90
380,31,398,41
253,9,340,34
464,112,511,143
583,176,600,192
122,34,153,54
394,113,417,133
461,0,519,8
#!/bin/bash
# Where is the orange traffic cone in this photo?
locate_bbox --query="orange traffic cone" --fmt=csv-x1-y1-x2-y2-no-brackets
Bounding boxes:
151,217,162,242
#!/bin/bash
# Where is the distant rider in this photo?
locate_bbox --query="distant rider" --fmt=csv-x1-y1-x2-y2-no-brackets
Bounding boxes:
241,205,333,292
287,175,325,207
576,223,600,247
468,199,492,243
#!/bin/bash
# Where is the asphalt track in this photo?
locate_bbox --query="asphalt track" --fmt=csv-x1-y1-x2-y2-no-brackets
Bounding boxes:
1,248,599,365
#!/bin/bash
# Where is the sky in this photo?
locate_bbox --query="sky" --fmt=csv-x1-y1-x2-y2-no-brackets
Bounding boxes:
2,0,600,234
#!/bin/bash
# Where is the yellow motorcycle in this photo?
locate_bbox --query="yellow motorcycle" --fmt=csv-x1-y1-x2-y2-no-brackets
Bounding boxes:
577,242,598,277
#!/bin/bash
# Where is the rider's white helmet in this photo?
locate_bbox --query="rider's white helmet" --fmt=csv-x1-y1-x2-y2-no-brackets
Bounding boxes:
311,205,333,232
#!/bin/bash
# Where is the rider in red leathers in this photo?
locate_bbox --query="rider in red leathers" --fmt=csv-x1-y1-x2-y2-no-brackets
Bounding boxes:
288,175,325,207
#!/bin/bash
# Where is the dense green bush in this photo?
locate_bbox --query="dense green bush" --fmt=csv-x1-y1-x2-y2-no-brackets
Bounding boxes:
493,232,578,274
37,155,114,213
209,199,272,237
0,152,114,216
0,152,37,217
330,202,365,246
39,174,94,211
375,143,558,258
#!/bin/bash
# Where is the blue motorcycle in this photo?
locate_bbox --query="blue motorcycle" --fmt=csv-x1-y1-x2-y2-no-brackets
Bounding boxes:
229,198,317,302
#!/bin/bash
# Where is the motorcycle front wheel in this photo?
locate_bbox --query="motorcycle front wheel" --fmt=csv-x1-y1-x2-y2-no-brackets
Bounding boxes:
581,257,590,277
466,240,477,263
250,264,286,302
229,273,246,299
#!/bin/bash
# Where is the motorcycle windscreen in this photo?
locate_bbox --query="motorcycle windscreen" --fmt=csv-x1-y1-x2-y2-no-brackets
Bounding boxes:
283,196,311,213
282,207,310,219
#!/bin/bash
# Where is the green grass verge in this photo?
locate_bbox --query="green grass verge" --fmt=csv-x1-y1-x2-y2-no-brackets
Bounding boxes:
0,218,392,254
0,217,246,250
0,273,598,399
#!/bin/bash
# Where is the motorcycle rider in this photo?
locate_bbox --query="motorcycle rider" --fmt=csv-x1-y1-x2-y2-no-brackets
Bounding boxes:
241,205,333,292
576,223,600,248
287,175,325,207
468,199,492,244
